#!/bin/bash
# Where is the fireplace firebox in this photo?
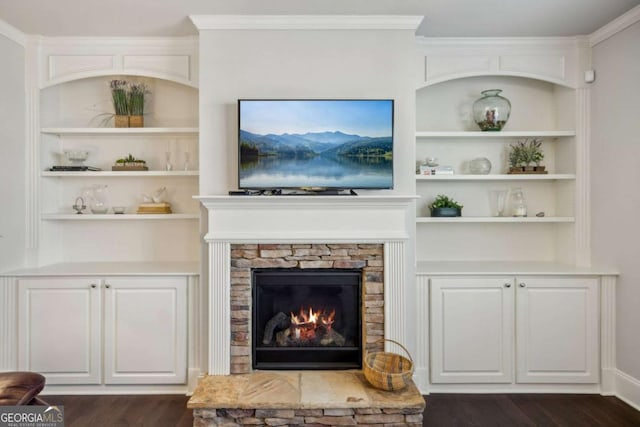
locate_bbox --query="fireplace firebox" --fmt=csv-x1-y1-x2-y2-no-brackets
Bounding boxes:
252,269,362,370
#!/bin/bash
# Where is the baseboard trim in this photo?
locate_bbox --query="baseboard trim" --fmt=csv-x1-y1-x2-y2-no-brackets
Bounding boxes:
614,369,640,411
414,367,429,394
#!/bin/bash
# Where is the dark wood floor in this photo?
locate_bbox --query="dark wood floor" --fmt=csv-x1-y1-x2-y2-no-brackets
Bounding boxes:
44,393,640,427
422,394,640,427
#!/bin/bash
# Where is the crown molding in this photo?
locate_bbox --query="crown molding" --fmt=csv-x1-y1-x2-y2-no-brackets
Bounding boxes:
189,15,423,31
39,36,198,48
589,4,640,47
0,19,26,46
415,35,586,49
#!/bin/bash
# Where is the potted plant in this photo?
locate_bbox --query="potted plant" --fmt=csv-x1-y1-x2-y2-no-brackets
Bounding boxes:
429,194,463,217
110,79,129,127
128,82,148,128
508,138,546,173
527,138,546,172
112,153,148,171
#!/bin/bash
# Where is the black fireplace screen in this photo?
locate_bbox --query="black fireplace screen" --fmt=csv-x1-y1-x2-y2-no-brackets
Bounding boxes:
252,269,362,370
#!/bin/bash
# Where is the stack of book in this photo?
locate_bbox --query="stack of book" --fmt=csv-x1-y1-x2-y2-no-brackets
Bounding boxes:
136,202,172,214
419,165,455,175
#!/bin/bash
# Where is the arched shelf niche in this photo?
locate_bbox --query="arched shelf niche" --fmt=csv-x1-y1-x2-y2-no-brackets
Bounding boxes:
40,74,199,129
416,75,576,133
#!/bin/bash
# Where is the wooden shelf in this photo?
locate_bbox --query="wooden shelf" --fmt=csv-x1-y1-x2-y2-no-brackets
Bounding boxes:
41,213,199,220
41,127,198,136
42,171,199,177
416,174,575,181
416,216,575,223
415,130,575,139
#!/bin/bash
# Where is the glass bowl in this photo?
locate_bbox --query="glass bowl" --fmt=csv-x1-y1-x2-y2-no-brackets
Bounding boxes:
65,150,90,165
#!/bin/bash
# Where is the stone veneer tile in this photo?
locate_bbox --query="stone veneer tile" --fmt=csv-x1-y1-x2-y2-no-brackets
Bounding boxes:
240,372,301,407
230,243,385,373
188,375,249,408
189,371,425,410
300,371,370,409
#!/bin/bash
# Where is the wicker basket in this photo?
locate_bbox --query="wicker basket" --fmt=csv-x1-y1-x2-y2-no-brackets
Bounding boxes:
363,339,414,391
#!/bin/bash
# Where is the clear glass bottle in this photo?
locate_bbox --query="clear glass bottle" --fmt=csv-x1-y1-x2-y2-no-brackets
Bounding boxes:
510,187,527,217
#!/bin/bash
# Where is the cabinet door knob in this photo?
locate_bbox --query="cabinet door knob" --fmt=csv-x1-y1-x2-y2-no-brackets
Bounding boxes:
105,284,111,289
504,283,511,288
519,283,526,288
90,284,97,288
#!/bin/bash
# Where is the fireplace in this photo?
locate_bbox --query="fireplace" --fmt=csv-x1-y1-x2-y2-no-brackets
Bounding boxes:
198,195,415,375
252,269,362,370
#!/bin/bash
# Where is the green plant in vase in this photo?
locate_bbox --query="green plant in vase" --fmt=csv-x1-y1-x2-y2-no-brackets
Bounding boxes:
128,82,148,127
527,138,545,171
110,79,129,127
428,194,463,217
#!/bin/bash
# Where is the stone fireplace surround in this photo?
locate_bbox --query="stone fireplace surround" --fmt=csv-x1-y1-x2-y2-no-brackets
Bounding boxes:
197,195,416,375
230,243,385,373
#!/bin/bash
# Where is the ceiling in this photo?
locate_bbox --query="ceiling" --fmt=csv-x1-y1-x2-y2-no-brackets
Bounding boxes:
0,0,638,38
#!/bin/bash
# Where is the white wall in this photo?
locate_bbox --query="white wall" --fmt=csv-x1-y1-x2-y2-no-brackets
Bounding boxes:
591,21,640,382
198,29,416,196
197,26,419,359
0,32,25,272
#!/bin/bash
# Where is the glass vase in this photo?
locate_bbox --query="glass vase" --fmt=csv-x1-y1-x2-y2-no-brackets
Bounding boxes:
472,89,511,131
85,184,109,214
510,187,527,217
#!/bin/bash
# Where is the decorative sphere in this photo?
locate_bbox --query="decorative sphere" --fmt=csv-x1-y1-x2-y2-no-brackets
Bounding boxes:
469,157,492,174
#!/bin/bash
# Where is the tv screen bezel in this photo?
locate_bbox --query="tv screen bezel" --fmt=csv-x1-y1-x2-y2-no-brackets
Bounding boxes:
236,99,395,191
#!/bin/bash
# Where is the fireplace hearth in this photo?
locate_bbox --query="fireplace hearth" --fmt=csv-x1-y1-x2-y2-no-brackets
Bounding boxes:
252,269,362,370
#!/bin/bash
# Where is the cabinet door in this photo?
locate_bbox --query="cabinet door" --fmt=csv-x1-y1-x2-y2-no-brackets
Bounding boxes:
516,277,599,383
18,277,101,384
103,276,187,384
430,277,514,383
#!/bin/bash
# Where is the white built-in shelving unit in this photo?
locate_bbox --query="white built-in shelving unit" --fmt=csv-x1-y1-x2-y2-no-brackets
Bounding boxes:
32,40,200,265
414,73,580,265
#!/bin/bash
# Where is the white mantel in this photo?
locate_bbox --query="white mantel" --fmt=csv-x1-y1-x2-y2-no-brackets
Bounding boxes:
197,195,417,243
198,195,417,374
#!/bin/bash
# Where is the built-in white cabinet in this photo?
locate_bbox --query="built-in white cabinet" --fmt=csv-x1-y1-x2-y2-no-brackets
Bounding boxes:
17,277,101,385
412,36,612,396
18,276,187,385
430,277,514,383
430,275,599,385
516,276,599,383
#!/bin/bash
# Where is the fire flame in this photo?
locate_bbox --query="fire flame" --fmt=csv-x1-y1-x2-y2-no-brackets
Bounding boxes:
290,307,336,342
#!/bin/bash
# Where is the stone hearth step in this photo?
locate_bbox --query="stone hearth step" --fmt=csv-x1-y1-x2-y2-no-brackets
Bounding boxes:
188,370,425,426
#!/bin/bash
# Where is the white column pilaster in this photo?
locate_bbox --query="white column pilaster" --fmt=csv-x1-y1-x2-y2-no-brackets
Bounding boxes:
575,87,591,266
384,241,407,354
209,241,231,375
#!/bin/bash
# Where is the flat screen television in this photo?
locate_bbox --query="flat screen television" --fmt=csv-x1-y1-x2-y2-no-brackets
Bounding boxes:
238,99,394,191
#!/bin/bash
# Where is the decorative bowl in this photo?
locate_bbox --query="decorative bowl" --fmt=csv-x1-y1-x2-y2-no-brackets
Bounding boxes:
65,150,90,165
91,207,108,214
112,206,126,214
